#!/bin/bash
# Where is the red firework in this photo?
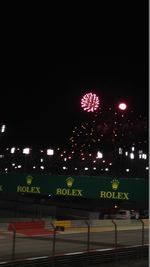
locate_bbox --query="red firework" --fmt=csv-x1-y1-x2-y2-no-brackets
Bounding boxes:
81,92,100,112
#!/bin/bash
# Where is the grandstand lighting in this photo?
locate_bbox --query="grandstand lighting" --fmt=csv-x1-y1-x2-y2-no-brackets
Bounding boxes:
40,166,44,169
10,147,16,154
119,148,123,154
118,102,127,111
126,169,130,172
23,148,30,154
1,124,6,133
96,151,103,158
142,153,147,159
93,167,96,170
146,167,149,170
18,165,22,168
63,166,67,170
84,167,89,170
130,153,134,159
47,149,54,155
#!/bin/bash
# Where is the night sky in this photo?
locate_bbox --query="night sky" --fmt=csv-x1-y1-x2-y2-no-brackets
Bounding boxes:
0,3,148,149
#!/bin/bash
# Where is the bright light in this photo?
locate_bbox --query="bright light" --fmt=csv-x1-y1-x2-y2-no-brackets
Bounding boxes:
81,92,100,112
23,148,30,154
142,154,147,159
47,149,54,155
126,168,130,172
84,167,89,170
130,153,134,159
10,147,16,154
96,151,103,159
118,102,127,110
119,148,123,154
1,124,6,133
63,166,67,170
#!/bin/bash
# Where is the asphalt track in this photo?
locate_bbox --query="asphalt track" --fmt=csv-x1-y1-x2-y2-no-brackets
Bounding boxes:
0,228,148,261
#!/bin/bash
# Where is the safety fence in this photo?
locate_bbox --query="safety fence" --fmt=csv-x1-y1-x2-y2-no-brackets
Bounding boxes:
0,219,148,263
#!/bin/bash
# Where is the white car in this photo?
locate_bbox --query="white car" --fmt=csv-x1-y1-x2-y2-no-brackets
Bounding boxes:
111,210,131,219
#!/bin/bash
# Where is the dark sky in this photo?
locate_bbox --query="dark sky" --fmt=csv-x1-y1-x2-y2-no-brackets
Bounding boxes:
0,2,148,149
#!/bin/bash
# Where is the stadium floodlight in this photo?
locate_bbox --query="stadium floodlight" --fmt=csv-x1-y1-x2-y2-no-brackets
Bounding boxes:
23,148,30,154
47,149,54,155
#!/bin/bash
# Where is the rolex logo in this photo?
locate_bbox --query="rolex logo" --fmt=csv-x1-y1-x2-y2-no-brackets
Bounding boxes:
26,175,33,185
66,177,74,188
111,179,120,190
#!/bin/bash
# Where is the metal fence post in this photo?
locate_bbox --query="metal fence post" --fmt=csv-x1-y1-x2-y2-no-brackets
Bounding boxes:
139,219,144,259
112,220,117,249
12,227,16,260
85,220,90,267
112,220,118,264
51,222,56,267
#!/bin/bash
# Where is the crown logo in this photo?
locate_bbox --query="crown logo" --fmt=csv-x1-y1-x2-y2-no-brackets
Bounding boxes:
26,175,33,185
111,179,120,190
66,177,74,187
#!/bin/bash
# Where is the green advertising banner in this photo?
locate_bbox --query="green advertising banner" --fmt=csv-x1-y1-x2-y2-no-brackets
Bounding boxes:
0,174,148,203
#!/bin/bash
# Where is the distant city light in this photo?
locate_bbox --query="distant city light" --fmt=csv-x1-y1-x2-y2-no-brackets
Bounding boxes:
23,148,30,154
47,149,54,155
96,151,103,158
1,124,6,133
10,147,16,154
118,102,127,110
130,153,134,159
